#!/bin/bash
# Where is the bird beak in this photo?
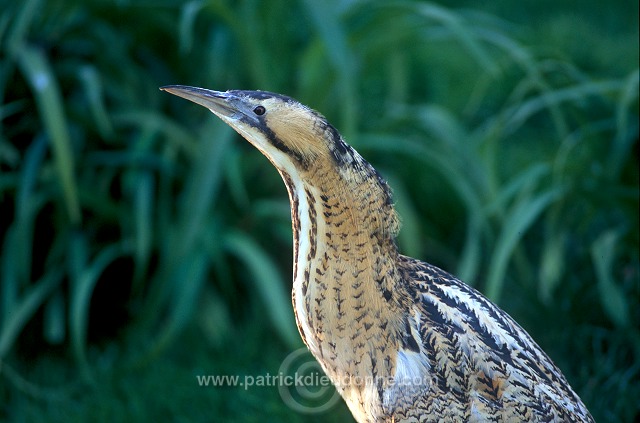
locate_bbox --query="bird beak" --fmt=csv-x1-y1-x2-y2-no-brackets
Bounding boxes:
160,85,244,120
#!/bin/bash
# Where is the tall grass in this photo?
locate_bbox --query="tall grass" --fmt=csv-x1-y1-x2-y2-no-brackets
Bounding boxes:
0,0,638,422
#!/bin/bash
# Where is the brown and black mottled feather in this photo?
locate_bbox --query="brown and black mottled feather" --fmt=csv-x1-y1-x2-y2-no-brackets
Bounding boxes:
386,256,593,422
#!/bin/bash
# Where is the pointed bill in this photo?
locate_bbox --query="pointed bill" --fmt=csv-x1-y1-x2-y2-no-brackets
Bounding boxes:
160,85,241,119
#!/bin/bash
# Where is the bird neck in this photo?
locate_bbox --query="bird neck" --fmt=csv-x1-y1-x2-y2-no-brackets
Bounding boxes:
279,154,405,361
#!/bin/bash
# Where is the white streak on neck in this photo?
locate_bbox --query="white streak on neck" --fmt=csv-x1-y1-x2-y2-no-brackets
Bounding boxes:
291,176,318,352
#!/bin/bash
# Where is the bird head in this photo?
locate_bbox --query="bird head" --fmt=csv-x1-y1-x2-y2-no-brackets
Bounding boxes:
160,86,350,175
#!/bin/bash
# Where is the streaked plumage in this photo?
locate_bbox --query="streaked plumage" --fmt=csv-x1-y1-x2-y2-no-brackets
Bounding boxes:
161,85,594,422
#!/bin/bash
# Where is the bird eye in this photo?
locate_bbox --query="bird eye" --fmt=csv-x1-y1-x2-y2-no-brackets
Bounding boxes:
253,106,266,115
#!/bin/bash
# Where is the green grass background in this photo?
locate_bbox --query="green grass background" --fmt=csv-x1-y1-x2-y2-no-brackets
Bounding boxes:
1,0,638,421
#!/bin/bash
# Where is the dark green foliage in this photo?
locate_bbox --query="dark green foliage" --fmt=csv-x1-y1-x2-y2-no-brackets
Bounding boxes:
0,0,638,421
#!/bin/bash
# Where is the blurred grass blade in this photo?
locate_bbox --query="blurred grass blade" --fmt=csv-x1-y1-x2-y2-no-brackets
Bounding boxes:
17,45,81,224
43,290,66,345
504,79,624,136
132,170,154,291
609,68,640,178
149,252,208,358
223,230,299,348
300,0,357,136
385,1,498,75
69,238,129,383
538,230,566,302
1,227,18,333
16,134,46,220
0,11,10,45
485,187,563,302
456,212,483,283
208,0,271,89
79,65,114,140
4,0,41,55
172,121,231,261
178,0,205,54
591,230,629,327
300,0,353,75
14,134,47,283
478,29,569,139
485,163,550,217
419,4,497,74
223,143,251,207
113,109,198,155
0,269,63,358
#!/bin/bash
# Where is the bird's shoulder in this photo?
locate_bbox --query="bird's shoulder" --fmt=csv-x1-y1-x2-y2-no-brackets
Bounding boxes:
396,254,556,372
382,255,593,422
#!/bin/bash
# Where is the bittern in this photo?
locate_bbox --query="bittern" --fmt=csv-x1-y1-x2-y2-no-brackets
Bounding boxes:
161,86,594,423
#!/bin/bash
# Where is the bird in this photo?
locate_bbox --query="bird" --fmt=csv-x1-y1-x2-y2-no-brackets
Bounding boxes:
161,85,594,423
